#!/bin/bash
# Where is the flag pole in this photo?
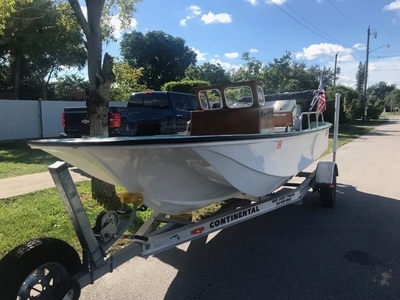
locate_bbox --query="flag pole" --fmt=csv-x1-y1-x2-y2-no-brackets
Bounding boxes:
333,93,341,163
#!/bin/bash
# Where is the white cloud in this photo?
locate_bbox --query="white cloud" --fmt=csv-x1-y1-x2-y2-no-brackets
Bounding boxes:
225,52,239,59
249,48,259,53
246,0,258,5
383,0,400,22
339,54,355,62
81,6,137,39
111,15,138,39
337,56,400,88
353,43,366,50
383,0,400,12
191,47,207,61
201,12,232,24
180,16,194,26
295,43,353,60
180,5,202,26
266,0,286,5
209,58,241,70
190,5,202,15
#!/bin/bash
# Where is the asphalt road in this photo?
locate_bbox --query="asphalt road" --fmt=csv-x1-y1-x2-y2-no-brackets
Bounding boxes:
80,116,400,300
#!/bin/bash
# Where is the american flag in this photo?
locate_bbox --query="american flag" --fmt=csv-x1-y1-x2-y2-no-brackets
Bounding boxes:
317,77,326,114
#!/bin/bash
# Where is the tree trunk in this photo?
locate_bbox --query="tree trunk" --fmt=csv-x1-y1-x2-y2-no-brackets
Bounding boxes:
13,52,21,100
69,0,118,207
87,52,118,207
91,177,119,210
41,77,47,100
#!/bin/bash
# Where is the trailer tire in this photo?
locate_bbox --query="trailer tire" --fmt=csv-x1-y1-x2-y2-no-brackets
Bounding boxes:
0,237,81,300
320,175,336,208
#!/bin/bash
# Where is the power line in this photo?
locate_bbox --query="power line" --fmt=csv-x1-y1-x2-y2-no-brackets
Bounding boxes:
326,0,365,31
376,56,400,59
14,0,54,10
10,0,59,21
281,0,349,47
268,0,343,45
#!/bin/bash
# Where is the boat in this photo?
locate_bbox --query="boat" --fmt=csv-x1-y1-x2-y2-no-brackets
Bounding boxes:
28,81,331,215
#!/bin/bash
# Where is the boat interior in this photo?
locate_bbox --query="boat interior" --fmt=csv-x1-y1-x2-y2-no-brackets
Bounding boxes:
189,80,320,136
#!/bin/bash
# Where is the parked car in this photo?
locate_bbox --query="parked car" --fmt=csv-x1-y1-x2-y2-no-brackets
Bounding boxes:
62,91,200,137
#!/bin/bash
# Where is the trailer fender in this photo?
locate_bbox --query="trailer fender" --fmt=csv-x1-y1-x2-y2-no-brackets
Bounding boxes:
314,161,338,187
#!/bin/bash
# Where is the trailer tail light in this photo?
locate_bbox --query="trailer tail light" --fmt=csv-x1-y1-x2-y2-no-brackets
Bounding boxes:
191,227,204,235
62,112,66,128
109,113,122,128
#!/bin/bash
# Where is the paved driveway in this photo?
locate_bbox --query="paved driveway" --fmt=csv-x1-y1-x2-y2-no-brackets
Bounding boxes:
75,116,399,299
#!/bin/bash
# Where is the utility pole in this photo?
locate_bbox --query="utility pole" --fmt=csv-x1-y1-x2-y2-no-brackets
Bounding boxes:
363,26,371,122
333,52,338,86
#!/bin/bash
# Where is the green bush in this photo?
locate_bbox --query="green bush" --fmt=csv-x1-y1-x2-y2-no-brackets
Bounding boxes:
162,80,209,94
367,95,385,120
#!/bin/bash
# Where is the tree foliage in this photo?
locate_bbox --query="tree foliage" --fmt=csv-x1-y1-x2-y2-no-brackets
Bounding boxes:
55,74,88,101
332,86,362,124
0,0,86,99
120,30,197,90
367,81,396,100
367,81,396,114
366,94,385,119
162,80,209,94
231,52,263,83
263,53,332,93
355,62,365,93
261,52,293,93
180,51,330,100
385,89,400,112
111,59,146,101
185,62,231,85
0,0,32,33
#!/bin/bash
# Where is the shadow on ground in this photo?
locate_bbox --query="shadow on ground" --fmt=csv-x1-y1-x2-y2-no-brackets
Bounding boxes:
154,184,400,300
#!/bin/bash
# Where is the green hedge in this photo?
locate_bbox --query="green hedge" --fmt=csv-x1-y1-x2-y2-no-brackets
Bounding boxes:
162,80,209,94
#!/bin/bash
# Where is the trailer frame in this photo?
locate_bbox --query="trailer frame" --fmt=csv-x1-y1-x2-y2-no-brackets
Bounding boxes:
46,157,337,291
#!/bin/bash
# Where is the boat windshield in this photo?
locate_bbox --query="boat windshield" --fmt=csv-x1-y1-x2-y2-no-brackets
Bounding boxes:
258,86,266,106
225,85,253,108
198,89,223,109
196,81,266,110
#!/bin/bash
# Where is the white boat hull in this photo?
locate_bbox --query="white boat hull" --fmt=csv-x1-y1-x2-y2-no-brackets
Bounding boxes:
29,125,330,214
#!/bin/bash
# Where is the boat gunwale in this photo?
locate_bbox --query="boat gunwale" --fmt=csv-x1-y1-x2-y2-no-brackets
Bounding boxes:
28,123,332,147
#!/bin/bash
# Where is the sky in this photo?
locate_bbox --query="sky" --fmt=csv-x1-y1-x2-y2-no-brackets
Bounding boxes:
84,0,400,90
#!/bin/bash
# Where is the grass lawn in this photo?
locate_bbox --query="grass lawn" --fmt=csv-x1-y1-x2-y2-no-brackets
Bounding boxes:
323,124,374,156
0,181,155,258
0,140,56,179
0,119,387,259
0,180,227,259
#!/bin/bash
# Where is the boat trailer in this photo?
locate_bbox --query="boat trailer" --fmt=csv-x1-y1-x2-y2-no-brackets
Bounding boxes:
0,95,342,299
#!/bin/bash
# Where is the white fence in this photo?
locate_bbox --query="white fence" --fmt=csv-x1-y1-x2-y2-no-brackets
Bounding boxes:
0,100,126,141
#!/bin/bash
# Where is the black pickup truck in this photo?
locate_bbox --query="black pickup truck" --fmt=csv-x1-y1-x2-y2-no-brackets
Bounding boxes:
62,91,200,137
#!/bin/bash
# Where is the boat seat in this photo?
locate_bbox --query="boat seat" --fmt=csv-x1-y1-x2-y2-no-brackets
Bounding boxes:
190,107,274,135
273,111,294,127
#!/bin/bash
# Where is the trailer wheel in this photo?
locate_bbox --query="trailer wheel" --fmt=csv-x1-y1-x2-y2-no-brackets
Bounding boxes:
320,175,336,208
0,237,81,300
